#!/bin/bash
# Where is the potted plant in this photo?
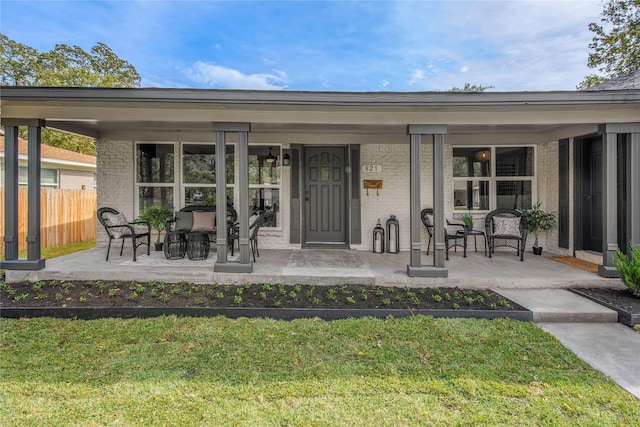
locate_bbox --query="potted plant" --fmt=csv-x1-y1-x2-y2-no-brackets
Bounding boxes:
460,213,474,230
138,205,174,251
520,202,558,255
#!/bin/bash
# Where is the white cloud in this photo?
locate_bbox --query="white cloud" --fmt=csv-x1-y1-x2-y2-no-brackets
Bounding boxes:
186,62,288,90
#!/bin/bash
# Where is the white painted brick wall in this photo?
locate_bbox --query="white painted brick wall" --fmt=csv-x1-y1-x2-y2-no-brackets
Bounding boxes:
359,141,451,252
96,140,135,247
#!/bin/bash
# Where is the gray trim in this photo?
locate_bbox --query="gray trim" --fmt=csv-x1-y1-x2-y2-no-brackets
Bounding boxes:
1,118,46,127
432,134,446,268
213,125,252,272
3,86,640,106
599,131,619,277
407,131,447,277
408,134,422,269
212,122,251,132
1,126,19,261
631,133,640,247
350,144,361,244
27,125,43,263
407,125,448,135
289,145,301,244
214,130,228,266
237,131,251,264
558,138,570,248
598,123,640,134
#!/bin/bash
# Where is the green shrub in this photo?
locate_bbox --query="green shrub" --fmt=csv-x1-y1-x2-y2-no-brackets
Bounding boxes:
613,242,640,297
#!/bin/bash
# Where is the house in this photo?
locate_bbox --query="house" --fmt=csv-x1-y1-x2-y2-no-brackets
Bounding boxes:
0,131,96,190
1,84,638,277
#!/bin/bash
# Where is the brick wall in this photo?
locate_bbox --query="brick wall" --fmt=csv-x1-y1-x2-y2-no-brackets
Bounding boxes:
96,140,134,247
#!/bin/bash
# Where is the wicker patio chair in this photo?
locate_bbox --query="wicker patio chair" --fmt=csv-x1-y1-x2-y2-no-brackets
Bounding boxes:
485,209,528,261
97,207,151,262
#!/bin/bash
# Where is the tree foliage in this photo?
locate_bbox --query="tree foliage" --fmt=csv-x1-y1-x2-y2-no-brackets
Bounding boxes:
579,0,640,89
1,34,140,154
448,83,494,92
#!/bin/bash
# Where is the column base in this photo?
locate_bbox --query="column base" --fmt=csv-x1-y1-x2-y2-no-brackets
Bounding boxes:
598,265,619,278
214,261,253,273
407,265,448,277
0,258,46,270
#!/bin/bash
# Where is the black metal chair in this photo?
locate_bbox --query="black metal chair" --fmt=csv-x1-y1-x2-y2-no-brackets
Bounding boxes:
485,209,528,261
230,207,273,261
445,218,467,260
421,208,467,260
97,207,150,262
420,208,434,255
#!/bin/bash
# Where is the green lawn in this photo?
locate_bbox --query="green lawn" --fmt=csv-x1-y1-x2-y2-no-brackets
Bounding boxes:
1,316,638,426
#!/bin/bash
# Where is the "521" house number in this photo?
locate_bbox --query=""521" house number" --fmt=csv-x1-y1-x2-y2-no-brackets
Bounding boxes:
361,164,382,173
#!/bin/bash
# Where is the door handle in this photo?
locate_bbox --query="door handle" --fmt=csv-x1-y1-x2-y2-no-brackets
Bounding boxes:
584,194,592,200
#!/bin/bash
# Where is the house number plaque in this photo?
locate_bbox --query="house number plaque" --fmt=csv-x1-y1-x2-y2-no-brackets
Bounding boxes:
362,165,382,173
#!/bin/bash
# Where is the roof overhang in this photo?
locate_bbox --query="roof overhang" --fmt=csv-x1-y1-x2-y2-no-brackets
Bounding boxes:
1,86,639,141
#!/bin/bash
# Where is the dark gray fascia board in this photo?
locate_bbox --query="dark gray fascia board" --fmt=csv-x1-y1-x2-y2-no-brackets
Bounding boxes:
598,123,640,134
2,86,640,107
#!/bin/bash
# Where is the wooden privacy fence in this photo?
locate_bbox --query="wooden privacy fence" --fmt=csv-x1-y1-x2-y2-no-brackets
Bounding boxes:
0,188,97,254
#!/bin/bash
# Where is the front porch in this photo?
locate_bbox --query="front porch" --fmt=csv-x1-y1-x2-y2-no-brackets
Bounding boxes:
5,247,622,290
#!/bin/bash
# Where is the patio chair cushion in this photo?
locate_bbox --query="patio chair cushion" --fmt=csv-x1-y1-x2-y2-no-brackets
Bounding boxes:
493,217,521,237
192,211,216,232
102,212,131,239
174,211,194,232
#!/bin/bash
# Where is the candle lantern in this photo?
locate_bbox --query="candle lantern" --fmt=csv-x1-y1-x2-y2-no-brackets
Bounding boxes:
386,215,399,254
373,219,385,254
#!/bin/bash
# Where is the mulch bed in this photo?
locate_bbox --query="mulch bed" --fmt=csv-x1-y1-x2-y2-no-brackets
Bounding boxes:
570,288,640,326
1,280,526,312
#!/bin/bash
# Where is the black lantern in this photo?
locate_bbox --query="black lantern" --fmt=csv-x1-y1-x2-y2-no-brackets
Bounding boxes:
386,215,399,254
373,219,385,254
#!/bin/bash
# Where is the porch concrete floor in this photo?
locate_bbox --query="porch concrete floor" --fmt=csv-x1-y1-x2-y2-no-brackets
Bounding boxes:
5,246,622,290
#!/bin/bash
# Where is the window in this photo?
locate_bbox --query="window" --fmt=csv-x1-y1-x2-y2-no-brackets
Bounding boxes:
249,146,280,227
136,143,175,212
18,166,58,188
182,143,234,207
453,146,535,211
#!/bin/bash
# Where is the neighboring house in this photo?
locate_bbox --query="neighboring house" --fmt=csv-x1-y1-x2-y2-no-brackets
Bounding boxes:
1,81,638,278
0,132,96,189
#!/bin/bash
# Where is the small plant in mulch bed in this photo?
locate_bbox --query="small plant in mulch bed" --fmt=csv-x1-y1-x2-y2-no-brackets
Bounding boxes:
613,242,640,298
0,280,522,311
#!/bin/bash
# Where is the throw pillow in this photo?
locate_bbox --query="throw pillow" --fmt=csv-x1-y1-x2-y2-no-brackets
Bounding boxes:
192,211,216,232
174,211,194,232
493,217,521,237
103,212,132,239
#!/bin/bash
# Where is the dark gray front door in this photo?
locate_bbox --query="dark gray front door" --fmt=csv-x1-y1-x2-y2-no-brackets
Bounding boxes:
304,146,347,244
580,137,603,252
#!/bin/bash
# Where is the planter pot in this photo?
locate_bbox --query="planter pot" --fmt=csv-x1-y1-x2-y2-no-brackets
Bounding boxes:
532,246,543,255
154,242,164,251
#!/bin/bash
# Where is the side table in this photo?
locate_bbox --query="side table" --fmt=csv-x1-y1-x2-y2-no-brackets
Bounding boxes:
458,229,487,256
187,232,210,260
164,231,187,260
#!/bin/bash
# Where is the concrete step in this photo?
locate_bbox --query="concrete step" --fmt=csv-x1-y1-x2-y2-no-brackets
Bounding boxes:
495,289,618,323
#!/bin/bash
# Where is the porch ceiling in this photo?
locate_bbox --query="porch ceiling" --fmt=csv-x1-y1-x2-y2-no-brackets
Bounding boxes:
1,86,639,140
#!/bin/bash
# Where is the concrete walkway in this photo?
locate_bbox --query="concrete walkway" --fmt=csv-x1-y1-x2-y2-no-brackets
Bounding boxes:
497,288,640,400
540,322,640,400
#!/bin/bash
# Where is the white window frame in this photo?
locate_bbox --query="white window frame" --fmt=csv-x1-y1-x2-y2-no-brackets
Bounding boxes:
249,145,282,230
452,145,537,213
134,141,177,217
179,141,235,208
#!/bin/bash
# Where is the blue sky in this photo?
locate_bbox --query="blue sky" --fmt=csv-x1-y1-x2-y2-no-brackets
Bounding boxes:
1,0,604,91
